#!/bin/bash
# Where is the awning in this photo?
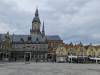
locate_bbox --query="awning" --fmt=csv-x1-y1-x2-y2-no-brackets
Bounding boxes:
90,57,100,60
68,55,77,58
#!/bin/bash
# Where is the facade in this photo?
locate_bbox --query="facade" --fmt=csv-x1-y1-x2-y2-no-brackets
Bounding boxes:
47,36,63,62
0,9,62,62
97,46,100,57
86,45,97,57
55,44,68,62
65,43,100,63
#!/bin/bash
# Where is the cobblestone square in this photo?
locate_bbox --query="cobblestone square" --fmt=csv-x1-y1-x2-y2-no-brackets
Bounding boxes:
0,62,100,75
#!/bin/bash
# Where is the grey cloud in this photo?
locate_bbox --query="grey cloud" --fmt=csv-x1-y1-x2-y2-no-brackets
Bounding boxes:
0,0,100,45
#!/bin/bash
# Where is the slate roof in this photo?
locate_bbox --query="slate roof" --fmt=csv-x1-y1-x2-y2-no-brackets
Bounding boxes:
46,35,61,41
0,34,62,43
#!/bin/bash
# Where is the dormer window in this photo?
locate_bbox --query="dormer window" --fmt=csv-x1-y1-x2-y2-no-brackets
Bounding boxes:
20,38,24,42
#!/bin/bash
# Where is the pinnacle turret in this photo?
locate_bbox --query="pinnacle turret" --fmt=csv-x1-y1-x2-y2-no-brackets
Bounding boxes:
42,21,45,36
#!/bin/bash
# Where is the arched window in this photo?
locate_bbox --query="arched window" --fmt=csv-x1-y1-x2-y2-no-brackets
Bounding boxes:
36,38,39,41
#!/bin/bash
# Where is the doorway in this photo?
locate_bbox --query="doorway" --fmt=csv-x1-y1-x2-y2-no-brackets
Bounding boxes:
24,52,31,62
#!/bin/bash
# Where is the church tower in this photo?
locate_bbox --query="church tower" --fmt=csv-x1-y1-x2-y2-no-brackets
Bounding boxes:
30,8,41,35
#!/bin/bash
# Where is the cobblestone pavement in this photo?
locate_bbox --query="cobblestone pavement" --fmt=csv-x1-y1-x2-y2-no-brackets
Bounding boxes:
0,62,100,75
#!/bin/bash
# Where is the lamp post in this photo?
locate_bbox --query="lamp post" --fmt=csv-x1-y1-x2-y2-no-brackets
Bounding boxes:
81,47,84,63
70,48,73,63
71,53,72,63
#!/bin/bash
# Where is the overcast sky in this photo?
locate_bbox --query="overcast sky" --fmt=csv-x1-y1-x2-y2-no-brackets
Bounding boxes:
0,0,100,45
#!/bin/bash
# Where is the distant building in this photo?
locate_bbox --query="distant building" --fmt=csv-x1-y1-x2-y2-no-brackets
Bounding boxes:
55,44,68,62
65,43,100,63
47,35,63,61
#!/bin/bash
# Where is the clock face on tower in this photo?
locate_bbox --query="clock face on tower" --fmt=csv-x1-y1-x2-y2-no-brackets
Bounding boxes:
32,22,40,30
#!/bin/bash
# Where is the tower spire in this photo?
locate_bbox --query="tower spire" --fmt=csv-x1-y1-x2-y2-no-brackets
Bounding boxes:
32,8,40,23
35,8,39,17
42,21,45,36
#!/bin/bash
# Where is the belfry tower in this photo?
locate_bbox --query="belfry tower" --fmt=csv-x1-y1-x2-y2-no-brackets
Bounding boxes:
30,8,41,35
30,8,46,43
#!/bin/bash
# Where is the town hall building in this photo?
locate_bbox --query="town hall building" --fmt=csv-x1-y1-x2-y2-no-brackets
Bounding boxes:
0,9,62,62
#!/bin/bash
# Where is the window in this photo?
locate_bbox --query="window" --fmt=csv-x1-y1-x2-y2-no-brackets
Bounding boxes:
20,38,24,42
36,38,39,41
28,36,32,41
